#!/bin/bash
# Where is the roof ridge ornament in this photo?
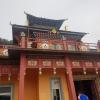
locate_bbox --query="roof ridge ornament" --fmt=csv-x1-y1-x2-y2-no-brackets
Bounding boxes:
51,27,57,34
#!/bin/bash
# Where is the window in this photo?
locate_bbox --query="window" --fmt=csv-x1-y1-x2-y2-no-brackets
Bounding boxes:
0,85,12,100
51,78,63,100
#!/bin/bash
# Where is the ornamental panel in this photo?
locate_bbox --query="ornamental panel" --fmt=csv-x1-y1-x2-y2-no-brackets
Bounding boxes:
0,67,18,74
37,43,49,49
50,44,55,50
67,44,76,51
1,67,10,74
79,45,88,51
56,60,65,67
42,60,52,67
27,60,37,67
0,48,8,56
50,44,63,50
85,62,93,67
55,44,63,50
97,62,100,67
72,61,80,67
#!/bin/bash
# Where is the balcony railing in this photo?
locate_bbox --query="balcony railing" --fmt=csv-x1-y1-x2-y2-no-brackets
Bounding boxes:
0,39,100,54
26,38,100,52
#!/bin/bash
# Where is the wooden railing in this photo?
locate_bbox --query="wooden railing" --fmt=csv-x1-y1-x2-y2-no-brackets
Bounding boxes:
0,39,100,55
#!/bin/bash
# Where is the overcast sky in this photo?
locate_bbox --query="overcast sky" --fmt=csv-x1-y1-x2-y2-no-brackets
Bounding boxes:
0,0,100,43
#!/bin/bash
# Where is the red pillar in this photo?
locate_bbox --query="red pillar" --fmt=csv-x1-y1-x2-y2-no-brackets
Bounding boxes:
19,54,26,100
65,56,77,100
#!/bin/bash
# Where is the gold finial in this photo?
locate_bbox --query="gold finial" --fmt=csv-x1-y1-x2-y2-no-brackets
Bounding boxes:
51,27,57,33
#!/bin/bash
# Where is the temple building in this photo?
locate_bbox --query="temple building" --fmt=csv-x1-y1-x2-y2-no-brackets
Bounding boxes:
0,13,100,100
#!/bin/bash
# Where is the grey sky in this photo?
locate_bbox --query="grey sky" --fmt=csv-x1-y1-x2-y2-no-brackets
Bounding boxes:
0,0,100,43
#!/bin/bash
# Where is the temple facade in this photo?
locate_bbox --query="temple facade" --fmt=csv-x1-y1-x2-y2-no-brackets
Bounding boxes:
0,13,100,100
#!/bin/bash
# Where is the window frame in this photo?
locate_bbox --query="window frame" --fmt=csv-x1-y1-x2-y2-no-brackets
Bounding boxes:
0,85,13,100
50,77,64,100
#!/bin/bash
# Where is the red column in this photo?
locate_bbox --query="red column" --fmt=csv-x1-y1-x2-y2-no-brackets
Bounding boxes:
19,54,26,100
65,56,77,100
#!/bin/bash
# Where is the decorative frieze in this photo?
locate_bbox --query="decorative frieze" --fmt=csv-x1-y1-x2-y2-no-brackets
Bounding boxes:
79,45,88,51
27,60,37,67
27,58,65,68
72,61,80,67
97,62,100,67
67,44,76,51
56,60,64,67
85,62,93,67
0,48,8,56
42,60,52,67
37,43,63,50
55,44,63,50
37,43,49,49
1,67,10,74
0,66,18,74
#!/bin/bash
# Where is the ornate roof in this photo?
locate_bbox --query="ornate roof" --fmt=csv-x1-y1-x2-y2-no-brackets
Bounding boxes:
26,13,65,29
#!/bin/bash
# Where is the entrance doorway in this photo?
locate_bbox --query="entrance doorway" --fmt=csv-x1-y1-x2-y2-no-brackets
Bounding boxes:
0,85,12,100
0,96,10,100
74,80,95,100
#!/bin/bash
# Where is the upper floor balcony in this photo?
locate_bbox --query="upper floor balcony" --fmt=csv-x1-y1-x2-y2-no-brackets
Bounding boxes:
26,38,100,53
0,37,100,57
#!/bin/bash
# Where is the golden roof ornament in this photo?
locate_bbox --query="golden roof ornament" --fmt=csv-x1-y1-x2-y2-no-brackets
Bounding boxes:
51,27,57,33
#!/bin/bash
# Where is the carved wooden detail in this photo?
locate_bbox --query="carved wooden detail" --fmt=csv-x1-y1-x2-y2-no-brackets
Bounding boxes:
97,62,100,67
1,67,10,74
79,45,89,51
0,66,18,74
72,61,80,67
37,43,49,49
67,44,76,51
56,60,64,67
85,62,93,67
55,44,63,50
27,60,37,67
0,48,8,56
42,60,52,67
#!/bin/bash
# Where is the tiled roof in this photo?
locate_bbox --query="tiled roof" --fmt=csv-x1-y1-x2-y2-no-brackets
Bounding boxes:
26,13,65,29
